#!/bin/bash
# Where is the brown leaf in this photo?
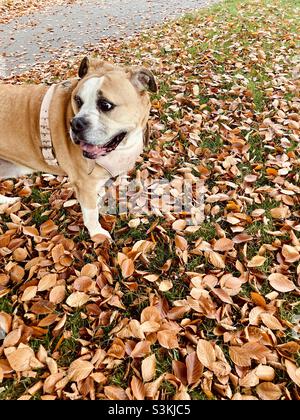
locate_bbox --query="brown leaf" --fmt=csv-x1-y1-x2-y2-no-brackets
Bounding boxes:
158,280,173,292
186,351,203,385
38,273,57,292
175,235,188,250
282,245,300,263
213,238,234,252
268,273,296,292
141,321,161,334
172,360,187,385
66,292,89,308
7,346,34,372
157,330,179,349
23,226,39,237
107,338,125,359
12,248,28,262
142,354,156,382
140,306,161,324
38,314,58,327
131,376,145,400
256,382,282,400
51,244,65,263
81,263,98,278
208,251,225,269
131,341,151,358
196,339,216,369
49,285,66,304
121,259,135,278
229,342,269,367
270,207,290,219
260,313,285,330
144,375,165,398
229,346,251,367
255,365,275,381
285,360,300,387
250,292,266,307
239,370,259,388
40,220,58,237
73,276,93,292
213,288,233,304
0,312,11,337
247,255,266,267
3,328,21,347
172,219,187,231
21,286,37,301
104,385,128,400
68,359,94,382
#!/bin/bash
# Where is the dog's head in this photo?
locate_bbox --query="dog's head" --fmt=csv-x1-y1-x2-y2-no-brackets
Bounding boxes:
70,57,157,160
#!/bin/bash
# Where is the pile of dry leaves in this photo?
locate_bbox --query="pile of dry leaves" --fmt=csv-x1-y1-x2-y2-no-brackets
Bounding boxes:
0,0,299,400
0,0,79,24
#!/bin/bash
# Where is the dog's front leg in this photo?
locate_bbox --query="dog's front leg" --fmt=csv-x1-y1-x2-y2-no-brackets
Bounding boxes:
75,181,112,242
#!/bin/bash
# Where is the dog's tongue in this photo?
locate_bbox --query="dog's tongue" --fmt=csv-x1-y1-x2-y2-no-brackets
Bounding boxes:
80,142,107,157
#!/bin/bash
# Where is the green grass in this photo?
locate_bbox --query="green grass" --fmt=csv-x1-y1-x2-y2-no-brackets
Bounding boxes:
1,0,300,401
31,207,50,226
187,222,217,243
199,134,224,154
28,187,51,205
0,378,40,401
109,364,128,389
0,297,14,313
122,288,149,319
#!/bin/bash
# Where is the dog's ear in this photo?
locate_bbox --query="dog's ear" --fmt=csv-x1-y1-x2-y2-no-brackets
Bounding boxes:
130,68,157,93
78,57,89,79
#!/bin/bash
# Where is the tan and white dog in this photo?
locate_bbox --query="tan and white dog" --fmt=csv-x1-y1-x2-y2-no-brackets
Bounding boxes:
0,58,157,241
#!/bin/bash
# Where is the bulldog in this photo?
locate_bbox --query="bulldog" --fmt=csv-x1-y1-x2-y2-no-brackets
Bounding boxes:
0,58,157,241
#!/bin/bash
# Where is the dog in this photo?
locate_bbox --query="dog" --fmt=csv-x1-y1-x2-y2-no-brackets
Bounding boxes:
0,57,157,241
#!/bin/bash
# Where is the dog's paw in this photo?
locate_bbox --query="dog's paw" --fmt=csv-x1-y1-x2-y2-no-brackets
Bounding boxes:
91,229,113,244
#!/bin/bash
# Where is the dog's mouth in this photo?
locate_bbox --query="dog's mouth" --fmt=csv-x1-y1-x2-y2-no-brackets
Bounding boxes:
75,132,127,160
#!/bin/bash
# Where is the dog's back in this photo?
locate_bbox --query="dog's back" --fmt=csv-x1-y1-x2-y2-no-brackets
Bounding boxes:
0,83,49,171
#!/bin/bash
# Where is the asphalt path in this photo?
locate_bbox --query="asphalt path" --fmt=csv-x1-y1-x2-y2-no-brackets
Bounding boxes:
0,0,217,76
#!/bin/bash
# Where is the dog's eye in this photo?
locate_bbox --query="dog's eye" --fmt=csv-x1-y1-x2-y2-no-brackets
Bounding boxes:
74,95,83,109
97,99,115,113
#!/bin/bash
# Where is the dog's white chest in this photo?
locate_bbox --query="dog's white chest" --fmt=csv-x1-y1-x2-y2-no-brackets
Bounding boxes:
96,129,144,177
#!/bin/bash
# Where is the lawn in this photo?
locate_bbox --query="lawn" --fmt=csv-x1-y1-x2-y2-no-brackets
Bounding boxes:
0,0,299,400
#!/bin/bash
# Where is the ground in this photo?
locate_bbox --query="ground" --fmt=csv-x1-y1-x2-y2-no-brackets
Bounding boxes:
0,0,299,401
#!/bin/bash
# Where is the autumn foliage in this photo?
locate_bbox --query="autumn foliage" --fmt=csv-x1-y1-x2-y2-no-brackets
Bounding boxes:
0,0,299,400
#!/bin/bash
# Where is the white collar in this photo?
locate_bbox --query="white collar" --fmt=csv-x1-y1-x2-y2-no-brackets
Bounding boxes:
39,84,59,167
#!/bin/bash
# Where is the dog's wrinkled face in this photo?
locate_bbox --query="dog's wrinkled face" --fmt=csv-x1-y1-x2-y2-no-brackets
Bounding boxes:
70,58,157,160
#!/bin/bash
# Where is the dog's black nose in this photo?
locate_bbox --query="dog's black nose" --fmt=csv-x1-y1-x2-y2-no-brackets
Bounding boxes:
71,117,89,133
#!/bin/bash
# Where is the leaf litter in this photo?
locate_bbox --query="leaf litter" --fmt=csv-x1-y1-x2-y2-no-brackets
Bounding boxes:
0,0,300,401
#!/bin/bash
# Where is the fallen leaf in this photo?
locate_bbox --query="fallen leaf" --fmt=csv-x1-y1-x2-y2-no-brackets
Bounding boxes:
186,351,203,385
157,330,179,349
196,339,216,369
7,347,34,372
66,292,90,308
131,376,145,400
256,382,282,400
142,354,156,382
68,359,94,382
247,255,266,267
268,273,295,292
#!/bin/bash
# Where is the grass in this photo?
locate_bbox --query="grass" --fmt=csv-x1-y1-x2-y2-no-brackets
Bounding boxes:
0,297,14,313
0,378,40,400
28,187,51,205
0,0,299,401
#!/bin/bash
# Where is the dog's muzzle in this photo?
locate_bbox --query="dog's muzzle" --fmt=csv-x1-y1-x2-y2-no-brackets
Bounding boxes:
78,132,128,160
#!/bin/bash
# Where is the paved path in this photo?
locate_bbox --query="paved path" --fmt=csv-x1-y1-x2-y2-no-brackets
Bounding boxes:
0,0,217,76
